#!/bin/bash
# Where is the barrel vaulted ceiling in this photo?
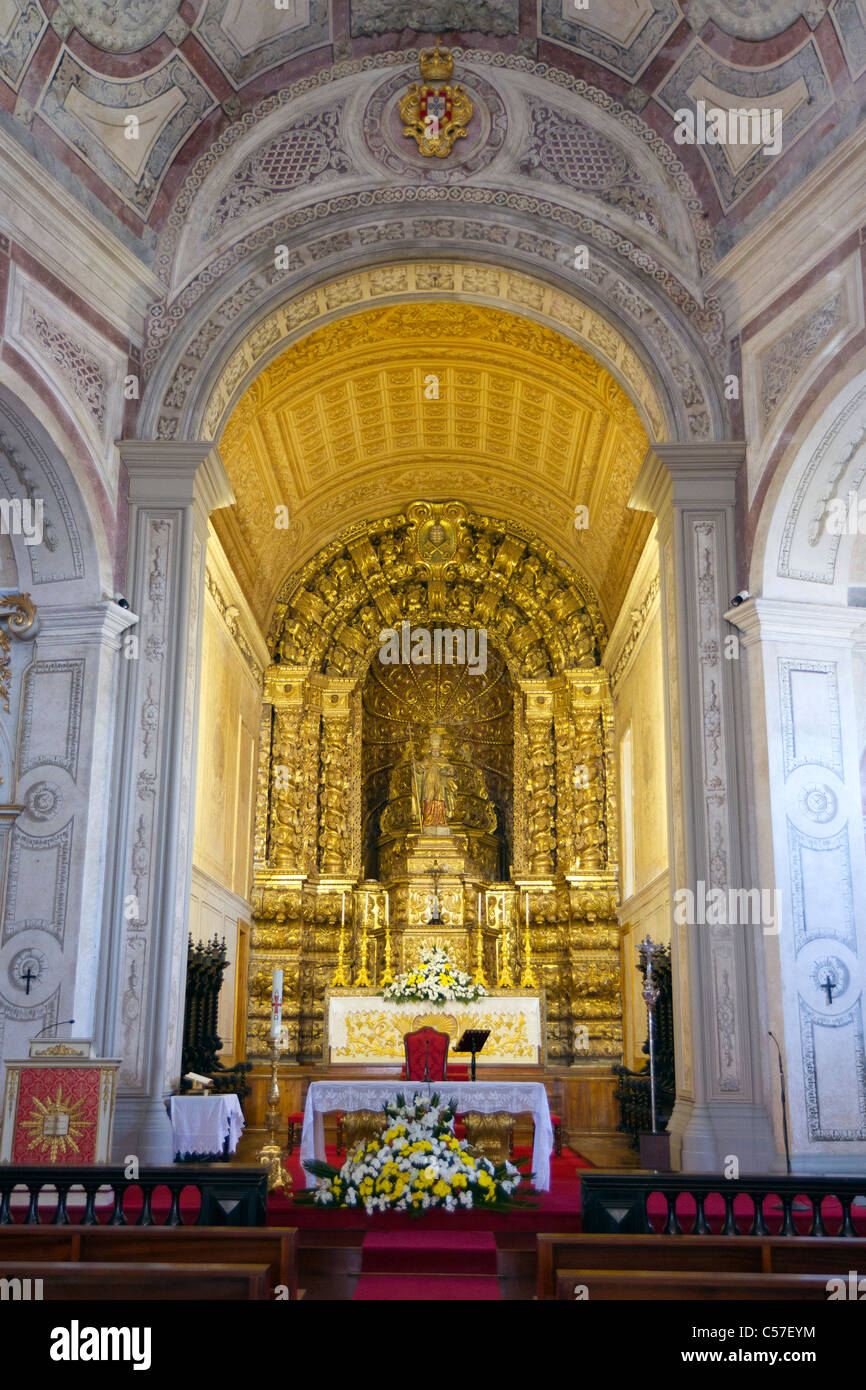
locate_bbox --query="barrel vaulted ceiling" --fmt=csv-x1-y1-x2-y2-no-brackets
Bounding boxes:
216,300,651,630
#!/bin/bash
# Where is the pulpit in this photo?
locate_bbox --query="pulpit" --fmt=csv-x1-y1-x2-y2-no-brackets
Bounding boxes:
0,1039,119,1164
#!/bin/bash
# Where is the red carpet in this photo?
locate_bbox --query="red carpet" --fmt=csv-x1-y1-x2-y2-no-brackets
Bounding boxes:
270,1144,590,1232
353,1274,501,1300
360,1229,498,1276
352,1230,501,1299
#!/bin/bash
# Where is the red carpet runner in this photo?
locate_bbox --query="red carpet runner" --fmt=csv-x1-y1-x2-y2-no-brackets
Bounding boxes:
352,1230,501,1300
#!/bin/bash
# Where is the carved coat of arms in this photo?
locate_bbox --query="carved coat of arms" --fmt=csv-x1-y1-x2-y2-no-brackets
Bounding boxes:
399,41,473,158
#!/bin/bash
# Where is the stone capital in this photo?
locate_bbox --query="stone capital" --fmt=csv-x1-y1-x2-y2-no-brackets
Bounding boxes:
35,600,138,647
630,442,745,516
119,440,234,514
727,596,866,648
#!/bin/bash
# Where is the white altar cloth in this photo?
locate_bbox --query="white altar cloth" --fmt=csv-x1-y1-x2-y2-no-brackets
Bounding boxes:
168,1095,245,1158
300,1080,554,1191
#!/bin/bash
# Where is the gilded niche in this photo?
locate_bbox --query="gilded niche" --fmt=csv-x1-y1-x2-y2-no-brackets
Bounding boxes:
249,502,622,1065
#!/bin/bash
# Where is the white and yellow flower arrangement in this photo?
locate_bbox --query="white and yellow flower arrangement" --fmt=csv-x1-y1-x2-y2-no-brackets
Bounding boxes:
299,1093,528,1215
380,945,485,1004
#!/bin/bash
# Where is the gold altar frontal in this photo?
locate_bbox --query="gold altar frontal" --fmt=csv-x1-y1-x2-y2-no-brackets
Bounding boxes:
325,987,545,1066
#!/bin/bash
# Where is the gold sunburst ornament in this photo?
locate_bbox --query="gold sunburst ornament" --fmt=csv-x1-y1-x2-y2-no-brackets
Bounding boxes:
400,41,473,158
20,1084,93,1161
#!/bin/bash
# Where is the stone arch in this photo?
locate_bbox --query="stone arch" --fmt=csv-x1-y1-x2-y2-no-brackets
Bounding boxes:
0,380,129,1086
139,52,729,447
751,364,866,603
731,364,866,1165
0,378,109,605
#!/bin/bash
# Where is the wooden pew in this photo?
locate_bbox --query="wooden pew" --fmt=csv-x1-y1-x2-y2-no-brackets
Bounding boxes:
537,1233,866,1299
0,1261,270,1300
0,1226,297,1298
555,1269,833,1300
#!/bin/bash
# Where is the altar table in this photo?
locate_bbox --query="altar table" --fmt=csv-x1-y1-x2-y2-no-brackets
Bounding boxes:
300,1080,554,1190
168,1095,245,1161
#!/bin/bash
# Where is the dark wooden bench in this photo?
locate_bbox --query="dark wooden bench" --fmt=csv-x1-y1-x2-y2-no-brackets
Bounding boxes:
0,1260,271,1300
0,1224,297,1298
555,1269,833,1300
538,1233,866,1298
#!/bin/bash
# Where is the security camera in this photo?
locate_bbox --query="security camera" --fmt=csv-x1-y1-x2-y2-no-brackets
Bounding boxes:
115,593,131,610
729,590,750,607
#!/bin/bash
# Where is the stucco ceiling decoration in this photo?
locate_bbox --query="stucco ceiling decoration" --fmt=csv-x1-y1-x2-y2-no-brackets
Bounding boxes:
52,0,180,52
215,301,651,634
688,0,823,40
160,51,714,290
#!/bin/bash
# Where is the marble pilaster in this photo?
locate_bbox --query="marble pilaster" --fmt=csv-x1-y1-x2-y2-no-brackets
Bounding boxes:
631,443,776,1171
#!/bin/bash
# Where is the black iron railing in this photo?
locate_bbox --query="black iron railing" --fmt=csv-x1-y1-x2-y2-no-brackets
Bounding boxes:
581,1171,866,1237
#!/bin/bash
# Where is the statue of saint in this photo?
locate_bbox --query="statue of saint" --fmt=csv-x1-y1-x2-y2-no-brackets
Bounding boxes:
413,730,457,829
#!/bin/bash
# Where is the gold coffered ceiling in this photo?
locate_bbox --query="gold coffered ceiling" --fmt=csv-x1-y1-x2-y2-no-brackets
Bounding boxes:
217,300,651,629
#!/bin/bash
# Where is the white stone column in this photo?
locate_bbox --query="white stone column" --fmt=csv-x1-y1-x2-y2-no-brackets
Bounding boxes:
631,444,776,1171
101,443,233,1162
730,599,866,1172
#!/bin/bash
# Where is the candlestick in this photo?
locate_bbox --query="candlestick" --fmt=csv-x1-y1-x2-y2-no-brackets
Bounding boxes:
473,920,487,987
269,967,283,1039
355,893,371,987
520,893,537,988
381,891,394,985
331,892,351,987
256,1036,290,1192
497,921,514,988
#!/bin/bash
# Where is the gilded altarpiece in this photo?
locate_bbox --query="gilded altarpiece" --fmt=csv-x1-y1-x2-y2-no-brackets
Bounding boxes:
247,502,621,1066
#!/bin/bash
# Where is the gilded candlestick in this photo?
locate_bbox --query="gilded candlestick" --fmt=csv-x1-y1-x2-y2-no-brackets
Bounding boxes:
256,1037,291,1192
520,891,537,988
381,891,394,985
331,891,351,987
497,928,514,988
355,895,372,987
473,925,488,987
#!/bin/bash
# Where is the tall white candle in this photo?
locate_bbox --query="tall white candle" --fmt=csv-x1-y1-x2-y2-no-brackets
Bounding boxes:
478,891,482,925
270,968,283,1039
385,892,389,926
525,891,530,927
341,891,345,926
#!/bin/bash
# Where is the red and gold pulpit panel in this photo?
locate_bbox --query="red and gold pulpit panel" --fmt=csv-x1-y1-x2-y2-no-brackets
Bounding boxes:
1,1043,119,1165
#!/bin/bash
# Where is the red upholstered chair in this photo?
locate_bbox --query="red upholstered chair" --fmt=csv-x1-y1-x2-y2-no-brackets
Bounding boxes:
404,1026,450,1082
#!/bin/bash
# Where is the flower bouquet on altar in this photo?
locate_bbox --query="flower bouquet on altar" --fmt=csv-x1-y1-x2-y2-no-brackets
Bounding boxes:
380,945,486,1004
298,1093,531,1216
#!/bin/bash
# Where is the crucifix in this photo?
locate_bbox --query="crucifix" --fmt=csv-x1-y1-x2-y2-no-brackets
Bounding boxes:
22,965,35,996
425,859,444,924
820,972,837,1005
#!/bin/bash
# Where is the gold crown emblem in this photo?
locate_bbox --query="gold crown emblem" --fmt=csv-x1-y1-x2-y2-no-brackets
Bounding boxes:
419,41,453,82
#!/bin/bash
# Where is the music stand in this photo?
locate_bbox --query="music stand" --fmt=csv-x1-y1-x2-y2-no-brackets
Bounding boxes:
456,1029,490,1082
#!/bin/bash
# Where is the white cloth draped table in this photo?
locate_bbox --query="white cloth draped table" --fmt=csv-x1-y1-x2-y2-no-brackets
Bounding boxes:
300,1081,554,1191
168,1094,245,1158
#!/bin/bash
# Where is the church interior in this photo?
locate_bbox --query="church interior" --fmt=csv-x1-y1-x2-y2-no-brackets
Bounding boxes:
0,0,864,1318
